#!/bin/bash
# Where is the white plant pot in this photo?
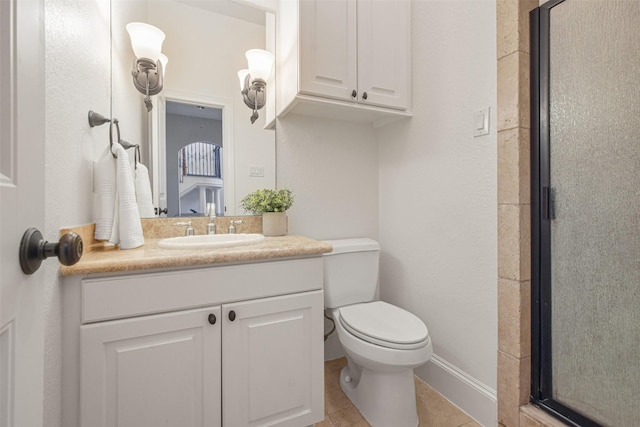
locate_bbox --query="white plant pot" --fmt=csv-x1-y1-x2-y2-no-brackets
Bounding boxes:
262,212,287,236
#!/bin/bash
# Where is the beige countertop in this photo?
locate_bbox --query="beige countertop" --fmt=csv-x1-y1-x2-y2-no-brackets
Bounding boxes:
59,222,332,276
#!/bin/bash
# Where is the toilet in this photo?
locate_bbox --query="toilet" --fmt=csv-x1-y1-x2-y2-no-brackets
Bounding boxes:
323,238,433,427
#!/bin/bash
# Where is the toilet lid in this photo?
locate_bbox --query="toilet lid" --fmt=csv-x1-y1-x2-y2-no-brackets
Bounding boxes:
338,301,429,350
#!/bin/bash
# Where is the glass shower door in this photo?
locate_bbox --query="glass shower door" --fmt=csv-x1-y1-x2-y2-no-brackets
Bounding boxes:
533,0,640,425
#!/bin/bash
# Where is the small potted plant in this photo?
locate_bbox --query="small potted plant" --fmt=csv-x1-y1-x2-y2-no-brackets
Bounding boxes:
240,188,294,236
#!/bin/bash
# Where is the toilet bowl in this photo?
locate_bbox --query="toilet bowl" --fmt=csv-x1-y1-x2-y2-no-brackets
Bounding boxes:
331,303,433,427
323,239,433,427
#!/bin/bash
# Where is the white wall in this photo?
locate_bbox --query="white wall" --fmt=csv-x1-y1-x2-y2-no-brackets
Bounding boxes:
43,1,111,425
276,114,379,241
378,1,497,425
276,0,498,425
276,113,379,360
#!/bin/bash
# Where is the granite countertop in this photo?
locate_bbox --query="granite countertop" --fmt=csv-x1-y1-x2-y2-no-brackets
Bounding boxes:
59,222,333,276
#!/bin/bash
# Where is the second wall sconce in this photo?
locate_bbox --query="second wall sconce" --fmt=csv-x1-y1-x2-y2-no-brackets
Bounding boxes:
238,49,274,124
126,22,168,112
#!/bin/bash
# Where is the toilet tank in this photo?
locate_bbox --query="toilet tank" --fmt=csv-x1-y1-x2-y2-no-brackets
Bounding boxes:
323,238,380,309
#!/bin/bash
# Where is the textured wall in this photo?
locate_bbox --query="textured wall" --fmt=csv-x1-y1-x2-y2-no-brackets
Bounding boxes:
276,0,498,423
549,1,640,425
378,0,497,424
276,114,379,241
43,1,111,426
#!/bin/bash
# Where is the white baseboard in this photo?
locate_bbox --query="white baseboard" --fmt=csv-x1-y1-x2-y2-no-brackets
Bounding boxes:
415,354,497,427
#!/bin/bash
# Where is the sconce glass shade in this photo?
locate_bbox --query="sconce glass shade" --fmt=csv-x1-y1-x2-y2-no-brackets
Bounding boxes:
126,22,165,61
238,69,250,90
245,49,274,82
159,53,168,77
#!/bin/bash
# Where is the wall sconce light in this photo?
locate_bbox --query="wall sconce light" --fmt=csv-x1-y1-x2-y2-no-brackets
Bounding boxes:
126,22,167,112
238,49,274,124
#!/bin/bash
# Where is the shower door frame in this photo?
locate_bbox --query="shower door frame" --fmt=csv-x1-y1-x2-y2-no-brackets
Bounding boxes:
530,2,603,426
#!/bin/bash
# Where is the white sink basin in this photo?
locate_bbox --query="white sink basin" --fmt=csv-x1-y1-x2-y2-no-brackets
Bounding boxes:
158,233,265,250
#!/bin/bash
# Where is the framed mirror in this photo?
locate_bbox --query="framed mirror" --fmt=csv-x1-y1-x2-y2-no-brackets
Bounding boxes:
111,0,276,217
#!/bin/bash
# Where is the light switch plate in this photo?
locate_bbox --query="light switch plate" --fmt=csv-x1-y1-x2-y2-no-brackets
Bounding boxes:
474,107,490,137
249,165,265,177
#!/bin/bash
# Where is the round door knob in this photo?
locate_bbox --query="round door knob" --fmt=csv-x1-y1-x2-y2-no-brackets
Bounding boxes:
19,228,83,275
351,90,357,98
362,92,368,100
208,313,217,325
228,310,236,321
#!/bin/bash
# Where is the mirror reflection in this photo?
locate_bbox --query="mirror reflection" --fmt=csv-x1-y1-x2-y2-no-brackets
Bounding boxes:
111,0,276,217
166,101,224,217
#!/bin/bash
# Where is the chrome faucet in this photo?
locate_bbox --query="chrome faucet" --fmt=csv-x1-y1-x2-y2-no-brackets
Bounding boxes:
206,203,216,235
174,221,195,236
228,220,243,234
207,218,217,235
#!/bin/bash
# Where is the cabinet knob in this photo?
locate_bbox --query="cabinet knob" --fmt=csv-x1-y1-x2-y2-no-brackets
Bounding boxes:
228,310,236,321
351,90,357,98
208,313,217,325
362,92,368,100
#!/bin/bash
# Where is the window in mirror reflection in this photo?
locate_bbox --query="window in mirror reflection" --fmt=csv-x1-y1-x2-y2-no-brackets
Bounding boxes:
166,101,224,217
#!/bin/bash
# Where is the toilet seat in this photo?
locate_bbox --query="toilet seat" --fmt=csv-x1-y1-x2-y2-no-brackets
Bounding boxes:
338,301,429,350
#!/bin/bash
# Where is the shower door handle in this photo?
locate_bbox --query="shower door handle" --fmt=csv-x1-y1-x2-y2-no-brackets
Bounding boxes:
542,187,555,220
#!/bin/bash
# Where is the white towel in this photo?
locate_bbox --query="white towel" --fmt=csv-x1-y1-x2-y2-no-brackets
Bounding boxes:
135,163,156,218
110,142,144,249
94,153,117,241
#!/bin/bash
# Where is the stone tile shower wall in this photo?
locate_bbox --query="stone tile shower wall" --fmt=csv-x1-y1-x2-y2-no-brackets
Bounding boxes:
496,1,539,426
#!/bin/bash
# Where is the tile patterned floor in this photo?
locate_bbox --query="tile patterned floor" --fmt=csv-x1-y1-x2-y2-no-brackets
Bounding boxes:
319,358,481,427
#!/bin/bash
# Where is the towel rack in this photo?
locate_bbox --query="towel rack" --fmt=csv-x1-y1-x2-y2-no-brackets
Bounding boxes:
88,110,140,159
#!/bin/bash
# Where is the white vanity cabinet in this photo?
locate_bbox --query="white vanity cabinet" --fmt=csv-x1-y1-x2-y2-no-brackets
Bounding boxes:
222,292,321,427
62,258,324,427
278,0,411,126
80,306,223,427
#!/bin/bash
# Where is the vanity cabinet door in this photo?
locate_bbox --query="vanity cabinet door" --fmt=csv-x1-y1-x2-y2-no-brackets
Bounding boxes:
222,290,324,427
80,306,222,427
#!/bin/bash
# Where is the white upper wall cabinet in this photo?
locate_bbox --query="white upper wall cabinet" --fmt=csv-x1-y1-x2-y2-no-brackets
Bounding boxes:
278,0,412,127
356,0,410,110
298,0,357,101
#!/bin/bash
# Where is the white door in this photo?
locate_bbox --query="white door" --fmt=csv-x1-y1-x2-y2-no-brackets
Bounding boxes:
299,0,357,102
222,291,324,427
80,307,222,427
357,0,411,110
0,1,46,427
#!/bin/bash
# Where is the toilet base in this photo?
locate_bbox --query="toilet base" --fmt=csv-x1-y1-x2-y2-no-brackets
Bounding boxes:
339,363,419,427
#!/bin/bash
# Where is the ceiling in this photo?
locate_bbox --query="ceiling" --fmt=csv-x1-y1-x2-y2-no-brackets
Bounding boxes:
173,0,265,25
166,101,223,120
